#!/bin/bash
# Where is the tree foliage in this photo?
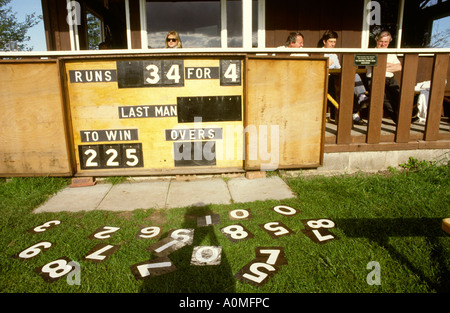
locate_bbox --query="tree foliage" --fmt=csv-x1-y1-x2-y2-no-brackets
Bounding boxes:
0,0,40,51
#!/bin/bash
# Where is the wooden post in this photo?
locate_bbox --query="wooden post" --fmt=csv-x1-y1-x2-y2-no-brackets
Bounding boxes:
367,54,387,145
396,53,419,143
424,53,449,141
336,54,355,145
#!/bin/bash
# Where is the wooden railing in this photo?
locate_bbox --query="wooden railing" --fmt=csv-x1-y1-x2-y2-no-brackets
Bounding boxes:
2,48,449,156
323,52,450,153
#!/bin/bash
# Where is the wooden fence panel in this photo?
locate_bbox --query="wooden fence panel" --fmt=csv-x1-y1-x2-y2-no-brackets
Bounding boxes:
0,61,72,176
336,54,355,145
396,53,419,143
424,53,449,141
366,54,387,144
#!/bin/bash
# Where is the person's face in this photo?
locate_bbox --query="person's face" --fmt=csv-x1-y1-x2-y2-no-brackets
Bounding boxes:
289,36,304,48
376,35,391,48
167,36,178,48
323,38,337,48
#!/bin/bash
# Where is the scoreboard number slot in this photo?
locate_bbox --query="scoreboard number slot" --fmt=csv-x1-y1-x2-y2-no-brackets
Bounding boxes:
79,143,143,170
117,60,184,88
220,60,241,86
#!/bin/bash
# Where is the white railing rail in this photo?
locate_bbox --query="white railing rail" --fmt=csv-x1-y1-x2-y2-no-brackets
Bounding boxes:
1,47,450,58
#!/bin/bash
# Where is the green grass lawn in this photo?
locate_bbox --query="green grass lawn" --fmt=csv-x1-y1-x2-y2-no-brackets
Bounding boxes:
0,158,449,294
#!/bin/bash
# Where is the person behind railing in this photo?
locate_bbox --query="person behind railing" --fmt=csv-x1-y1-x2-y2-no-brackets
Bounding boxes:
366,30,402,124
319,30,369,125
165,31,183,49
278,32,309,56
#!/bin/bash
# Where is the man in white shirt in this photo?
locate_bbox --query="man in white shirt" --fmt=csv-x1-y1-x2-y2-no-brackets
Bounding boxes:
277,32,309,57
367,30,402,124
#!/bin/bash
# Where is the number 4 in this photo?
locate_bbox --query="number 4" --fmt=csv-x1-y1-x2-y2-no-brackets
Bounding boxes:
166,64,181,83
221,60,241,85
224,63,238,82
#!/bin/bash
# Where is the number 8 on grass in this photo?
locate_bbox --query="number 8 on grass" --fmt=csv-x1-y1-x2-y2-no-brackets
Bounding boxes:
301,219,338,244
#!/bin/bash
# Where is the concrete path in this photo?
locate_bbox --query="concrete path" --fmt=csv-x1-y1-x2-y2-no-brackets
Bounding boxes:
34,176,296,213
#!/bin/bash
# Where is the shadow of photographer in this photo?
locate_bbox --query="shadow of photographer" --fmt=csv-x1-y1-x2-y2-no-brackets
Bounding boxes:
139,205,236,293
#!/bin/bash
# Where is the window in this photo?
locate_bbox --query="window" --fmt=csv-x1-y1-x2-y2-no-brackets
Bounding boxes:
363,0,450,48
402,0,450,47
429,16,450,48
145,0,263,49
87,11,104,50
3,0,46,51
146,1,221,48
226,0,259,48
368,0,400,48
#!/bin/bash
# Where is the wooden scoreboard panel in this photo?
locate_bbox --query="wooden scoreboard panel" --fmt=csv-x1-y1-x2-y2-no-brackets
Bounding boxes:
245,57,327,170
64,56,244,176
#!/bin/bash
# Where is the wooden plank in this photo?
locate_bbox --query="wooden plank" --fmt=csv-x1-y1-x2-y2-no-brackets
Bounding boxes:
367,54,387,144
324,142,419,153
337,54,356,145
0,61,72,176
246,57,327,170
396,53,419,143
424,53,449,141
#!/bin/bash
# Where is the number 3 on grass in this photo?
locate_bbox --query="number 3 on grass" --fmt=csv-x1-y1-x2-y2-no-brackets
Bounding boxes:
28,220,61,234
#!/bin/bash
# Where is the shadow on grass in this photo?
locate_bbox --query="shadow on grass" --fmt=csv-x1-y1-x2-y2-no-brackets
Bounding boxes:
139,205,236,293
335,217,450,292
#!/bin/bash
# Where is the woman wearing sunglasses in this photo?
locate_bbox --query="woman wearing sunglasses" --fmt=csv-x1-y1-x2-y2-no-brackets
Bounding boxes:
165,31,183,48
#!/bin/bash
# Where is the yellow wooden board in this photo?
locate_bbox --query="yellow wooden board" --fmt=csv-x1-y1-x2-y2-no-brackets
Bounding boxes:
245,57,327,170
0,61,72,176
64,57,244,176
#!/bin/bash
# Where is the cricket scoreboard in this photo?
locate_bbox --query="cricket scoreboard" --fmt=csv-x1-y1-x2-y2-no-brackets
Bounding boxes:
64,56,245,176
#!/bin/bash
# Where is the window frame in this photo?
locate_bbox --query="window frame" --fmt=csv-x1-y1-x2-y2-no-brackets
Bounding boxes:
139,0,265,49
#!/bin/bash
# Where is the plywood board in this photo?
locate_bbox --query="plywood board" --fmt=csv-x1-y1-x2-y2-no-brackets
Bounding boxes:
245,58,327,170
0,61,72,176
64,57,245,176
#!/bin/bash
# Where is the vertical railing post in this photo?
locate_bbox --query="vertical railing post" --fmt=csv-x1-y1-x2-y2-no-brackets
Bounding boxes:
424,53,449,141
396,53,419,143
367,53,387,145
336,53,356,145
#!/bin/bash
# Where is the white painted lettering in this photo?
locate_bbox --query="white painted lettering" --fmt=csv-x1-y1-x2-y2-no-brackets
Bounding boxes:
95,71,102,82
187,68,194,79
91,131,99,142
105,71,112,81
204,67,211,78
75,71,82,82
85,71,93,82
